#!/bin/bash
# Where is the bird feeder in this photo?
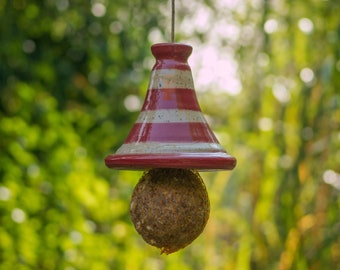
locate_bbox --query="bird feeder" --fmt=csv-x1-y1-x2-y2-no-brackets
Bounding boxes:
104,42,237,254
105,0,235,256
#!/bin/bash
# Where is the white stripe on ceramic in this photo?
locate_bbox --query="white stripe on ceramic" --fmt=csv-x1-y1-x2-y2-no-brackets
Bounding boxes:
148,69,194,89
136,109,207,123
116,142,225,154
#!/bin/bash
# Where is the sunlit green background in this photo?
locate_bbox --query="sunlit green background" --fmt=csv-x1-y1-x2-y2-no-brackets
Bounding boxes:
1,0,340,269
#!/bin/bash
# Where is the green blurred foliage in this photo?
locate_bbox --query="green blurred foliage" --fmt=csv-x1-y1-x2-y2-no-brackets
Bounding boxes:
1,0,340,269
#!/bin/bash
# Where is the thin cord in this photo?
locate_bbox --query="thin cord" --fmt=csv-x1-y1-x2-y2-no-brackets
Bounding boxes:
171,0,175,43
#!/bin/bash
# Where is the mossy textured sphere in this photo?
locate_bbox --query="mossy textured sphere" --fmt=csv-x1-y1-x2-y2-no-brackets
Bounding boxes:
130,168,210,254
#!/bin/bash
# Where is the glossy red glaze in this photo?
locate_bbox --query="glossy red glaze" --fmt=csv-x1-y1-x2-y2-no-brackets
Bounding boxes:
124,122,219,143
151,43,192,70
141,89,200,111
105,153,237,170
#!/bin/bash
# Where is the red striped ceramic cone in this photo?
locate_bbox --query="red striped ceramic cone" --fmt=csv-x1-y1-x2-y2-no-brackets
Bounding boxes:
105,43,236,170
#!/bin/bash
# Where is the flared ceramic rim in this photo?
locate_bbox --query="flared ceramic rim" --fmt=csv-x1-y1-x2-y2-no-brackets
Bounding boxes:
105,152,237,171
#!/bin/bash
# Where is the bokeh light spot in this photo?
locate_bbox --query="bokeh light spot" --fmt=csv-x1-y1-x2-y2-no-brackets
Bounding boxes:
27,164,40,178
258,117,273,131
110,21,123,34
0,186,11,201
264,19,279,34
91,3,106,17
22,39,36,54
272,83,291,103
11,208,26,223
69,230,83,244
323,170,340,190
124,95,141,112
298,18,314,34
300,67,314,83
56,0,69,11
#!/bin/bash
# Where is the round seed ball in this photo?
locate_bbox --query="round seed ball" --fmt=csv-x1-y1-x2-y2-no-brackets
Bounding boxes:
130,168,210,254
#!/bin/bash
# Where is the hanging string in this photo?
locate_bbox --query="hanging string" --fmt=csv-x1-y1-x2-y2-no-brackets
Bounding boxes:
171,0,175,43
